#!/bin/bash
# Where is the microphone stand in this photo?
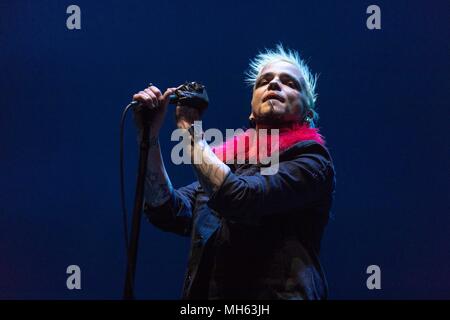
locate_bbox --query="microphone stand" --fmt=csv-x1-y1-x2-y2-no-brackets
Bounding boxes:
121,82,207,299
123,107,151,300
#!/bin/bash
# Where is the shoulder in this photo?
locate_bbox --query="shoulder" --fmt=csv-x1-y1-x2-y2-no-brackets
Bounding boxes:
280,140,336,186
281,140,334,163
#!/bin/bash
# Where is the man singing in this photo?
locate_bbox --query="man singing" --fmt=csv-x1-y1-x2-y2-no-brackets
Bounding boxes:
132,44,336,300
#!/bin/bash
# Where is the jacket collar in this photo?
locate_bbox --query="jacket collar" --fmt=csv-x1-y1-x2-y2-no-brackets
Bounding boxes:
212,122,325,163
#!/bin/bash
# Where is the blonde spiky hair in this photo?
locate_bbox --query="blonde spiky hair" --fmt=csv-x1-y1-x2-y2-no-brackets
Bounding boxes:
245,44,319,125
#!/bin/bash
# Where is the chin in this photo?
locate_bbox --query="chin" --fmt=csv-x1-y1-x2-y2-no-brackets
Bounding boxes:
256,109,299,125
258,103,286,117
254,112,285,125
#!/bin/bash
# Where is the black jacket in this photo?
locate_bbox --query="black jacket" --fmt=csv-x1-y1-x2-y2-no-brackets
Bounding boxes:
144,140,336,299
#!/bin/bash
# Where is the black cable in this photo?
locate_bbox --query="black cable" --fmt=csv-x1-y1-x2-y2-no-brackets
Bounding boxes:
120,102,135,255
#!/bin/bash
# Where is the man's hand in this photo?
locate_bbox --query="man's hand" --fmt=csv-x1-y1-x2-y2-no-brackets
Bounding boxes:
175,105,202,130
132,84,177,135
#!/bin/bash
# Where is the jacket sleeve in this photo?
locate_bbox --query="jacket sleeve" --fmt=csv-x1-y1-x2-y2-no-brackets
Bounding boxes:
143,181,199,237
207,142,335,223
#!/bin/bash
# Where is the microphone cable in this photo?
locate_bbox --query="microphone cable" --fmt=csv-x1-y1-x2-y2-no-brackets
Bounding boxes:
120,102,135,256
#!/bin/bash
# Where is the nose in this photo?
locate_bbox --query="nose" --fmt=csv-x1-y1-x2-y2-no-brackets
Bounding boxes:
267,77,281,91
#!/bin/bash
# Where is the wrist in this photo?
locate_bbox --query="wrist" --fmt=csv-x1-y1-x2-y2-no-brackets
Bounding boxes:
188,122,204,144
137,130,160,146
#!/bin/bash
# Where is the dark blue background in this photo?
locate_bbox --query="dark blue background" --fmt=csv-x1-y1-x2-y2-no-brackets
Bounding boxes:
0,0,448,299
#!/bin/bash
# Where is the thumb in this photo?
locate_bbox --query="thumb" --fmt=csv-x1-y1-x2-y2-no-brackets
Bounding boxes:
161,87,177,106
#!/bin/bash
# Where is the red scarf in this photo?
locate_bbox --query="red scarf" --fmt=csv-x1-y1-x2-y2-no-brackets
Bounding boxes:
212,122,325,163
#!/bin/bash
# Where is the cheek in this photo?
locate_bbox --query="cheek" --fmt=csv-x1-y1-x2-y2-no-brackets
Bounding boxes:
251,90,263,109
287,93,304,113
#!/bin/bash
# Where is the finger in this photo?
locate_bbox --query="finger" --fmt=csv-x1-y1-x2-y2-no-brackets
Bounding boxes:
148,85,162,99
132,93,142,102
133,92,149,103
140,91,152,101
162,87,177,101
136,91,155,109
144,88,158,107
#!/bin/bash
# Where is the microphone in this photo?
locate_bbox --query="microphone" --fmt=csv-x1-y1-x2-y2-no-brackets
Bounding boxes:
130,94,178,108
130,81,209,111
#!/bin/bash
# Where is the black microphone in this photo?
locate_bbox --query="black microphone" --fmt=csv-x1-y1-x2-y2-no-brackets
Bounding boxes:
130,94,178,108
130,81,209,111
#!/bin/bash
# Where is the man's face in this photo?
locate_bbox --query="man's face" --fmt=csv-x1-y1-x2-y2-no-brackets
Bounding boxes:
251,60,305,125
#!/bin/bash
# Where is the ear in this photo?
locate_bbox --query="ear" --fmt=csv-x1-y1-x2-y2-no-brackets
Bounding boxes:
302,109,314,127
248,112,256,128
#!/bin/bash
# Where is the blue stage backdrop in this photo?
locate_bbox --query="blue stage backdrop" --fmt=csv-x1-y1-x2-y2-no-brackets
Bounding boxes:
0,0,448,299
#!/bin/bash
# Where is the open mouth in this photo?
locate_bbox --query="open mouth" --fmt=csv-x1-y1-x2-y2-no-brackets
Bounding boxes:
262,93,285,103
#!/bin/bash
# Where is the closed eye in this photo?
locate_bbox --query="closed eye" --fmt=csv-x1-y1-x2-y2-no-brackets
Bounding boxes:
256,79,268,87
286,80,297,88
282,78,301,90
